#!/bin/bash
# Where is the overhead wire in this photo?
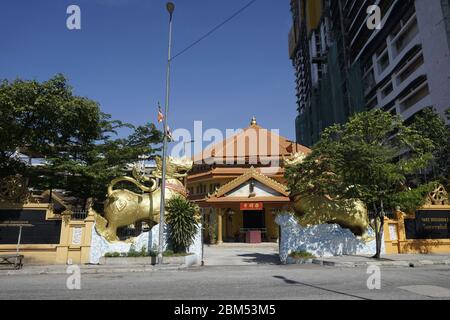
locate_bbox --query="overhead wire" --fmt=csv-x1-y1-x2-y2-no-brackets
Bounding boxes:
170,0,259,61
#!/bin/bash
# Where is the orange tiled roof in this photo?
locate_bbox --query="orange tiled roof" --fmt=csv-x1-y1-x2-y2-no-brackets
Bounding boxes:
192,118,310,164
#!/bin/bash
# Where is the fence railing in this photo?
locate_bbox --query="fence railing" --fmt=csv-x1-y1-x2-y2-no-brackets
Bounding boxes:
71,210,88,220
368,210,396,220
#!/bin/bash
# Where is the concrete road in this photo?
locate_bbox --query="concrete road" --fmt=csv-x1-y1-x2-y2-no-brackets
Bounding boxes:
1,264,450,300
204,243,279,266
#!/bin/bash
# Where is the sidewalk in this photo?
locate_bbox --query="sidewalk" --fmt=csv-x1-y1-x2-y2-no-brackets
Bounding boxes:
0,263,192,276
3,253,450,275
311,254,450,268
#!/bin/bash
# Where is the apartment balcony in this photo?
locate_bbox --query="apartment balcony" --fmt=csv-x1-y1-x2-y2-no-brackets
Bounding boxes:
374,28,420,84
377,50,425,109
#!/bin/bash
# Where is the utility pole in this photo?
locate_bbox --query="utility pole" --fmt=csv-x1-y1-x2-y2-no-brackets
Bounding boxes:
158,2,175,265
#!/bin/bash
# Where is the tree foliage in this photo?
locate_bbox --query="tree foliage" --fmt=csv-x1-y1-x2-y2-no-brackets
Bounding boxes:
0,75,163,207
0,74,101,176
409,107,450,189
43,121,162,206
287,109,433,206
286,109,434,258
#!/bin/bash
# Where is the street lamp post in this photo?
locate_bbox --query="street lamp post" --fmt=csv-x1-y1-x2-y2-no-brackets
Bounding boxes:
183,140,195,157
158,2,175,265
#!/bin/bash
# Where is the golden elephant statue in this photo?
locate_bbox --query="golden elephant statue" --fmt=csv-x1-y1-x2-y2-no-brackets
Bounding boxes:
285,153,371,239
95,156,193,242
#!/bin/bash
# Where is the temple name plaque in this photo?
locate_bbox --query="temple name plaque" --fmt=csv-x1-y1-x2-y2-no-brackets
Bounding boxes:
240,202,264,211
406,210,450,239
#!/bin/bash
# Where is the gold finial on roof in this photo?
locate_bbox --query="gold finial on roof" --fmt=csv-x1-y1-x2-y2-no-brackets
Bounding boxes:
250,116,257,126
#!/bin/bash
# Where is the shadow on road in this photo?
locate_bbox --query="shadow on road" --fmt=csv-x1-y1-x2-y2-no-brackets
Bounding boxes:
273,275,371,300
236,253,281,265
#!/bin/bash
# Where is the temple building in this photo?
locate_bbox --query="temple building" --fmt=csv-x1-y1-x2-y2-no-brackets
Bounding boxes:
187,117,311,244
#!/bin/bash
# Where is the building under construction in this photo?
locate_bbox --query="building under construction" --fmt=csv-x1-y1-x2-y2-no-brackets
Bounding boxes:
289,0,450,147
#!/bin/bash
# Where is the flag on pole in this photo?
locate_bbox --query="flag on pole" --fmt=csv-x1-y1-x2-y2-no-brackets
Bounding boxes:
157,103,164,123
166,125,173,141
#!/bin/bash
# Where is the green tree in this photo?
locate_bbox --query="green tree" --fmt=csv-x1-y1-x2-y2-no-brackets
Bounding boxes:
0,75,163,208
410,107,450,189
165,196,199,253
44,121,162,209
286,109,433,259
0,74,101,177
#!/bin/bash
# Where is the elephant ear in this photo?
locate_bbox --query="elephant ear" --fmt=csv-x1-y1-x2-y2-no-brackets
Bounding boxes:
115,199,127,212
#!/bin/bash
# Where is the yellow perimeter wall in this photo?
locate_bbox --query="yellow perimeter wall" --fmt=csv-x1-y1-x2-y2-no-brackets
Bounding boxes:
0,205,94,265
384,207,450,254
4,204,449,263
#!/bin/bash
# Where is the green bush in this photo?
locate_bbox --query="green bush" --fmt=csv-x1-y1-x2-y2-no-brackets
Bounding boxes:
148,249,190,257
289,251,315,259
163,250,189,257
127,245,149,257
165,196,199,253
104,246,150,258
163,249,174,256
104,252,120,257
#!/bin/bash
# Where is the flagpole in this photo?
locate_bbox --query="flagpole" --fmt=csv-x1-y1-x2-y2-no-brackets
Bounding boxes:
158,2,175,265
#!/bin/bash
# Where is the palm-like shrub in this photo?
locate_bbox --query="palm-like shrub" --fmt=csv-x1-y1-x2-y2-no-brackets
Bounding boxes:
165,196,199,253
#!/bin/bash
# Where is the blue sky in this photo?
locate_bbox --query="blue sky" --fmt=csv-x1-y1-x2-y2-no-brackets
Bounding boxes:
0,0,297,144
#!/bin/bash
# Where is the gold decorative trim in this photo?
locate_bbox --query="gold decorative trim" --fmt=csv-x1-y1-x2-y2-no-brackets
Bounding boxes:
0,175,29,204
40,190,72,211
212,167,289,198
426,185,449,205
0,203,51,210
153,156,193,179
61,210,72,225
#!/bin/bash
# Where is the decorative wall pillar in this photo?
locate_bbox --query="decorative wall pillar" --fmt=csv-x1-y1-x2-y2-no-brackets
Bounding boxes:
80,208,95,263
55,209,94,264
395,208,407,254
55,210,72,264
217,208,223,245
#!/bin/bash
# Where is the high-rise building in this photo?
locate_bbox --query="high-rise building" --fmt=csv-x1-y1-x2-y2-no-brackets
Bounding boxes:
289,0,450,147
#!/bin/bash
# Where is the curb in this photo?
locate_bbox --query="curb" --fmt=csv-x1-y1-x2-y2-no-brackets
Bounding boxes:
311,259,450,268
0,264,196,276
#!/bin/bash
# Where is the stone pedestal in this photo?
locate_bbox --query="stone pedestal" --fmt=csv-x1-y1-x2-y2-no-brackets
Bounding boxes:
89,222,202,265
275,213,385,264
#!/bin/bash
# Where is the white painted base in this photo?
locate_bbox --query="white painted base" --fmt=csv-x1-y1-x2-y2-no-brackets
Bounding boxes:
275,213,385,264
89,222,202,265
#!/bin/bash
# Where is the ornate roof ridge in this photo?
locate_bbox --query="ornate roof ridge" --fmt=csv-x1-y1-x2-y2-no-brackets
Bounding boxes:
211,167,288,198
